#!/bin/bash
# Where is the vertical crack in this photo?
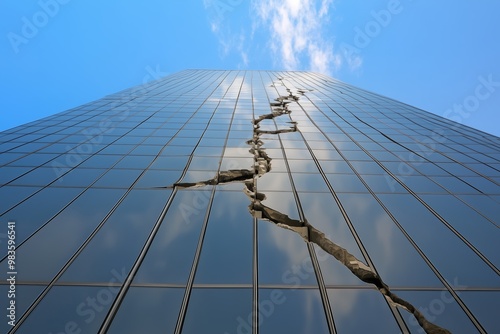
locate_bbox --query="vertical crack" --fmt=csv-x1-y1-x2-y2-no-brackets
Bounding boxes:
168,79,451,334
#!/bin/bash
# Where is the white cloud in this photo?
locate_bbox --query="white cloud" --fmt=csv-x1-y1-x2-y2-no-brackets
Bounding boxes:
203,0,346,74
252,0,341,75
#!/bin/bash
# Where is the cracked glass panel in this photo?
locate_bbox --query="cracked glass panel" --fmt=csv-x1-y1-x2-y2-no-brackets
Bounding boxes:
328,289,401,333
337,193,442,287
396,290,478,333
258,219,318,287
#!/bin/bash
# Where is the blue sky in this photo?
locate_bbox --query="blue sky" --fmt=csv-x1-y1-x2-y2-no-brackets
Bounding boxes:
1,0,499,136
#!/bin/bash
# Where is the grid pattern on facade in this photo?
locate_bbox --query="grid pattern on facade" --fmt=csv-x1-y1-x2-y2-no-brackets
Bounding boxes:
0,69,499,333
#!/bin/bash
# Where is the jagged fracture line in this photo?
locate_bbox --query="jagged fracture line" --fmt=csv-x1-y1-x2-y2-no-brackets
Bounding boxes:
247,194,451,334
171,86,451,334
174,98,295,188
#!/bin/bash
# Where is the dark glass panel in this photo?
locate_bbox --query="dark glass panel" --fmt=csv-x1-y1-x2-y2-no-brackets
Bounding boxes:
7,153,58,167
318,160,352,173
15,286,112,334
337,193,442,287
420,194,499,266
461,177,500,195
396,290,477,334
113,155,155,169
325,174,369,193
181,288,252,334
397,175,448,194
256,172,293,192
134,189,212,284
0,187,83,248
429,176,481,194
91,169,143,188
258,288,330,334
457,194,500,224
9,167,62,186
194,191,253,284
292,173,330,192
134,170,181,188
328,289,400,333
107,287,184,334
378,194,500,287
258,219,317,287
0,285,44,334
0,186,41,214
287,159,320,173
188,156,221,171
56,168,107,187
77,154,122,169
59,189,172,283
0,189,125,282
0,166,32,185
459,291,500,333
349,160,387,174
148,156,190,170
299,192,364,260
360,174,408,193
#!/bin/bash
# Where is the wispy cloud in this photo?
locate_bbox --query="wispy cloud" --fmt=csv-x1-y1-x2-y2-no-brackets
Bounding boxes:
203,0,250,67
252,0,340,74
203,0,344,74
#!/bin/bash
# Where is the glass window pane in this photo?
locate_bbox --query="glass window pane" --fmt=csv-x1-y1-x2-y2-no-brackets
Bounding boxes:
59,189,172,283
0,188,125,282
0,186,41,214
460,291,500,333
396,290,477,333
181,288,252,334
259,288,330,334
194,191,253,284
1,187,83,247
16,286,112,334
378,194,500,287
134,189,211,284
107,287,184,334
337,193,442,287
328,289,400,333
0,285,44,334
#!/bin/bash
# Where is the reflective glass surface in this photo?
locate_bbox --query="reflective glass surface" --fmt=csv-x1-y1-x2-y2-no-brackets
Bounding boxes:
181,288,252,334
0,70,497,333
328,289,400,333
107,287,184,334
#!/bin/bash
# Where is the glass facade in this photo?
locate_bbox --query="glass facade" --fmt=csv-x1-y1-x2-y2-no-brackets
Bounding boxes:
0,69,498,333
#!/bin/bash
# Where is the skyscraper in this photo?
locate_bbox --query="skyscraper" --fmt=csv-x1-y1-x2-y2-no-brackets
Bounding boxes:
0,70,498,333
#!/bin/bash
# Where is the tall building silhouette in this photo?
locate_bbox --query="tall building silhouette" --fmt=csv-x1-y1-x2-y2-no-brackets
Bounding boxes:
1,70,499,333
